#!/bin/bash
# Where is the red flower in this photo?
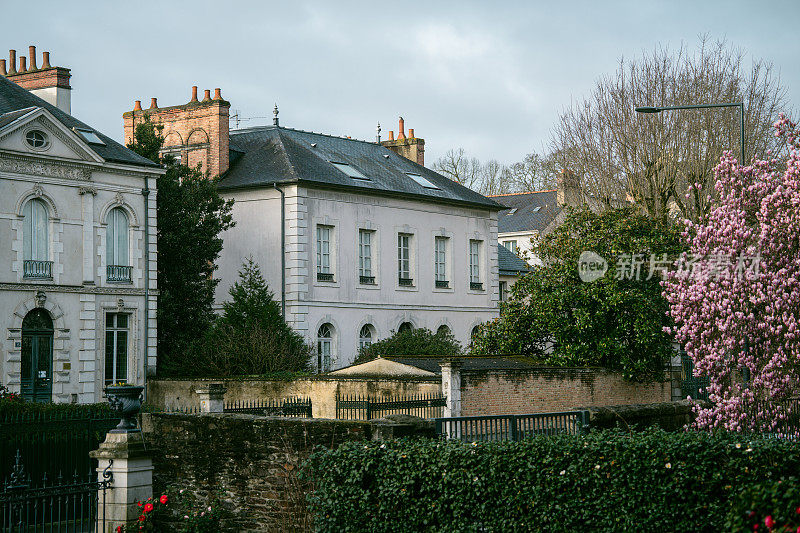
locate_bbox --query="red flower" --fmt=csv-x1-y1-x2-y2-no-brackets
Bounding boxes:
143,503,154,513
116,527,123,533
138,515,145,522
765,516,774,529
137,502,142,507
159,494,168,505
797,506,800,515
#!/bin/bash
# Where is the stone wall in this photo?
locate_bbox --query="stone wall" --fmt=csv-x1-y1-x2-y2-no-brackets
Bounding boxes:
460,368,671,416
582,400,699,432
147,376,441,419
141,412,371,532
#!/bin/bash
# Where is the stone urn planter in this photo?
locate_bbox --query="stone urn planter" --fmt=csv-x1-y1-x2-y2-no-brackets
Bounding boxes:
104,384,145,432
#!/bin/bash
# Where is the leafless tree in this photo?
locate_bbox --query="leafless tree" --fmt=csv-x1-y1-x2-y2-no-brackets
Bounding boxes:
432,148,484,190
550,37,791,224
507,152,560,192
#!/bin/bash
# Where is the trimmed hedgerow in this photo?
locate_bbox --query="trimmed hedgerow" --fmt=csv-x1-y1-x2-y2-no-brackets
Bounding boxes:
726,477,800,532
302,429,800,532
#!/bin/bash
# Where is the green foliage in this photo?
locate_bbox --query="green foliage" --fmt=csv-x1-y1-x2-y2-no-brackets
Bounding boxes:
0,387,111,417
126,120,234,375
472,207,683,381
121,489,226,532
355,327,462,364
303,429,800,533
727,478,800,532
188,259,312,376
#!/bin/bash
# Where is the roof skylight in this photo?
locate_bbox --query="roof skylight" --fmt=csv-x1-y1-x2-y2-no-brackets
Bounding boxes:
331,162,370,181
406,173,439,190
532,206,542,212
507,208,518,215
74,128,105,145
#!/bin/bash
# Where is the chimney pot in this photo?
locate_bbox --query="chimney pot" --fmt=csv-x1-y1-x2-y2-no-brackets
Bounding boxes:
18,56,26,73
41,51,50,68
28,46,37,70
398,116,405,140
408,128,415,139
149,97,158,109
203,89,211,101
213,88,222,100
190,86,198,102
388,131,395,141
133,100,142,111
8,50,16,75
0,59,5,76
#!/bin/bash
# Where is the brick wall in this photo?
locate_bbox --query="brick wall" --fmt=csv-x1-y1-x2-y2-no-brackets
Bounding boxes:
122,87,229,177
141,413,370,531
460,368,671,416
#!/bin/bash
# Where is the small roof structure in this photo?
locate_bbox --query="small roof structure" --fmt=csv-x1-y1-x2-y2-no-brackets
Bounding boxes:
490,190,562,233
328,357,436,378
498,243,530,276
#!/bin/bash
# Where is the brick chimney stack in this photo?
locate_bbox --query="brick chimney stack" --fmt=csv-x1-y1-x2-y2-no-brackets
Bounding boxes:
556,169,583,207
2,46,72,114
380,116,425,166
123,86,230,177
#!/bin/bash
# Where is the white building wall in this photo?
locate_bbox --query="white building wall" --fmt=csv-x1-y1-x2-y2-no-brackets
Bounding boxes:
0,143,159,402
216,185,500,369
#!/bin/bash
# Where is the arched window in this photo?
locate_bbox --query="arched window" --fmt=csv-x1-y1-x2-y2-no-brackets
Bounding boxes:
317,323,334,372
437,324,451,337
359,324,374,353
398,322,413,334
22,199,50,279
106,208,130,282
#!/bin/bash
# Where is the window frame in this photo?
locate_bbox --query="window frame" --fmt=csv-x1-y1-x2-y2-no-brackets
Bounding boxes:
358,229,375,284
358,324,374,353
104,313,129,386
397,232,414,287
316,224,335,282
317,323,334,372
469,239,484,291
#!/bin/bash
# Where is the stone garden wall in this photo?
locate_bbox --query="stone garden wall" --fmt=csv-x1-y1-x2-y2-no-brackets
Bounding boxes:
141,412,372,532
146,376,441,418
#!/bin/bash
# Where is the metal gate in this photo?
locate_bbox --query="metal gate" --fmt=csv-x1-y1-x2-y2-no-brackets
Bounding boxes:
0,451,111,532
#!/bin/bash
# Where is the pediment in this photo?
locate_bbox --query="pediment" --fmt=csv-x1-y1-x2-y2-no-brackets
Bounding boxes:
0,107,104,164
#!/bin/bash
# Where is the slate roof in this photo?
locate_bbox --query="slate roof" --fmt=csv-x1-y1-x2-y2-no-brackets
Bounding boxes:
498,243,530,276
219,126,504,210
383,356,544,374
0,75,159,168
490,190,562,233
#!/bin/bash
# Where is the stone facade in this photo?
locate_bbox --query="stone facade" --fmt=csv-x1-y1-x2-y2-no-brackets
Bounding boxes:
0,106,160,403
459,367,671,416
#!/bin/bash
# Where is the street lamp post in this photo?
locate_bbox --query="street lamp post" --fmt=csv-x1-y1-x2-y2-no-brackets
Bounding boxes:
635,102,745,164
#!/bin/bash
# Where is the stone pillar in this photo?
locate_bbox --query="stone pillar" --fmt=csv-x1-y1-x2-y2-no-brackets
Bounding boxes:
440,360,463,418
196,383,227,413
90,432,153,533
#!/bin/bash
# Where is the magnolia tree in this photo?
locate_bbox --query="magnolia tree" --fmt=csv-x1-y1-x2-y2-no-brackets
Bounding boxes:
663,114,800,432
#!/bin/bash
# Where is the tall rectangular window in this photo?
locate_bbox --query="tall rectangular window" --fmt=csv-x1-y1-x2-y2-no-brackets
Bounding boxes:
359,229,375,283
105,313,128,385
398,233,412,285
316,225,333,281
469,240,482,289
499,280,507,302
434,236,448,287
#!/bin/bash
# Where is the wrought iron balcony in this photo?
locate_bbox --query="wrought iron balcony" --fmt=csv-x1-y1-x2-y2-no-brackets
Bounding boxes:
398,277,414,287
107,265,132,282
23,260,53,279
470,281,484,291
435,280,450,289
359,275,376,285
317,272,334,282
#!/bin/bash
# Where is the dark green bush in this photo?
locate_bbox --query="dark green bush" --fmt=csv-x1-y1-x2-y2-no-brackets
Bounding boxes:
727,477,800,532
302,429,800,532
355,327,462,364
0,387,111,418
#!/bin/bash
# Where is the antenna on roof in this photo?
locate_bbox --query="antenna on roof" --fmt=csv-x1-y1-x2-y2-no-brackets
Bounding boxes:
231,109,241,129
273,104,279,126
376,121,381,143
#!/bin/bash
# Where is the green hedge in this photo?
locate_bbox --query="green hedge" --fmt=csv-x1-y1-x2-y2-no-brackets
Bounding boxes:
0,388,112,419
303,429,800,532
727,477,800,532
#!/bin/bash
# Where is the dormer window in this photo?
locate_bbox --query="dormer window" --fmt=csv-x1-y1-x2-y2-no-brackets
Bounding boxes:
74,128,106,145
25,130,49,150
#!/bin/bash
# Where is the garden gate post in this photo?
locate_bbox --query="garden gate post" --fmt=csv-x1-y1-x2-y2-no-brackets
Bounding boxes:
90,430,153,532
196,383,227,413
440,359,463,418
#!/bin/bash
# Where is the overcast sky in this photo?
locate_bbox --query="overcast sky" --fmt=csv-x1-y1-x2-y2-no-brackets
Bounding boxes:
5,0,799,166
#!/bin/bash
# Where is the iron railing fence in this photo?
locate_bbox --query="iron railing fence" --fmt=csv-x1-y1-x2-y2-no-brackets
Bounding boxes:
740,397,800,441
336,393,446,420
224,398,313,418
0,410,118,487
106,265,132,283
22,260,52,279
435,411,590,442
0,451,111,532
